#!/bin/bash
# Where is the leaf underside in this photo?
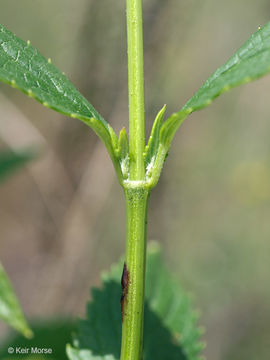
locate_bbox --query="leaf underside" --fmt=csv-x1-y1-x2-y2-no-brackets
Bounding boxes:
0,263,32,338
161,21,270,148
67,243,204,360
0,24,112,146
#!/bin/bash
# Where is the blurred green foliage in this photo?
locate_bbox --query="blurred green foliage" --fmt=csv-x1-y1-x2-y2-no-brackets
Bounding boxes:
0,319,75,360
0,150,35,183
0,262,33,339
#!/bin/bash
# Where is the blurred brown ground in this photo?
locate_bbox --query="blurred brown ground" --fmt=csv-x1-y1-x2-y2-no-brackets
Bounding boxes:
0,0,270,359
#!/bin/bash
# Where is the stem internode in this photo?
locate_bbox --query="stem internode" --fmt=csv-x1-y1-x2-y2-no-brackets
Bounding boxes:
126,0,145,180
120,188,149,360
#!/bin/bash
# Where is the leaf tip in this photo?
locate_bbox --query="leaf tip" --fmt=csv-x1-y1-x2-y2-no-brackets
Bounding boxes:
119,126,127,136
26,40,31,46
159,104,167,118
47,58,52,64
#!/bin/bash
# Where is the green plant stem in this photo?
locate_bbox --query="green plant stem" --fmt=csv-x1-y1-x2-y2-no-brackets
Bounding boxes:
120,188,149,360
121,1,147,358
126,0,145,180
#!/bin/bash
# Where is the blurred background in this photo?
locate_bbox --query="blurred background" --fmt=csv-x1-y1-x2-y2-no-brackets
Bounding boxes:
0,0,270,358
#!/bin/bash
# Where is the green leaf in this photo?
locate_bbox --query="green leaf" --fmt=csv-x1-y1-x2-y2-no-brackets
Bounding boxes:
144,243,205,360
161,22,270,148
0,263,33,338
67,243,204,360
118,128,129,161
144,105,166,174
0,24,116,160
117,128,129,179
0,149,35,182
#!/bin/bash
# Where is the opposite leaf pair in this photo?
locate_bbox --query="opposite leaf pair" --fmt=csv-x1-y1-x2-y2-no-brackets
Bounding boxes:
1,23,270,188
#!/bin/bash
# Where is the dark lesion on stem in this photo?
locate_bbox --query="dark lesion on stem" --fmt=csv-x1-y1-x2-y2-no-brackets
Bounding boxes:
120,262,130,322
